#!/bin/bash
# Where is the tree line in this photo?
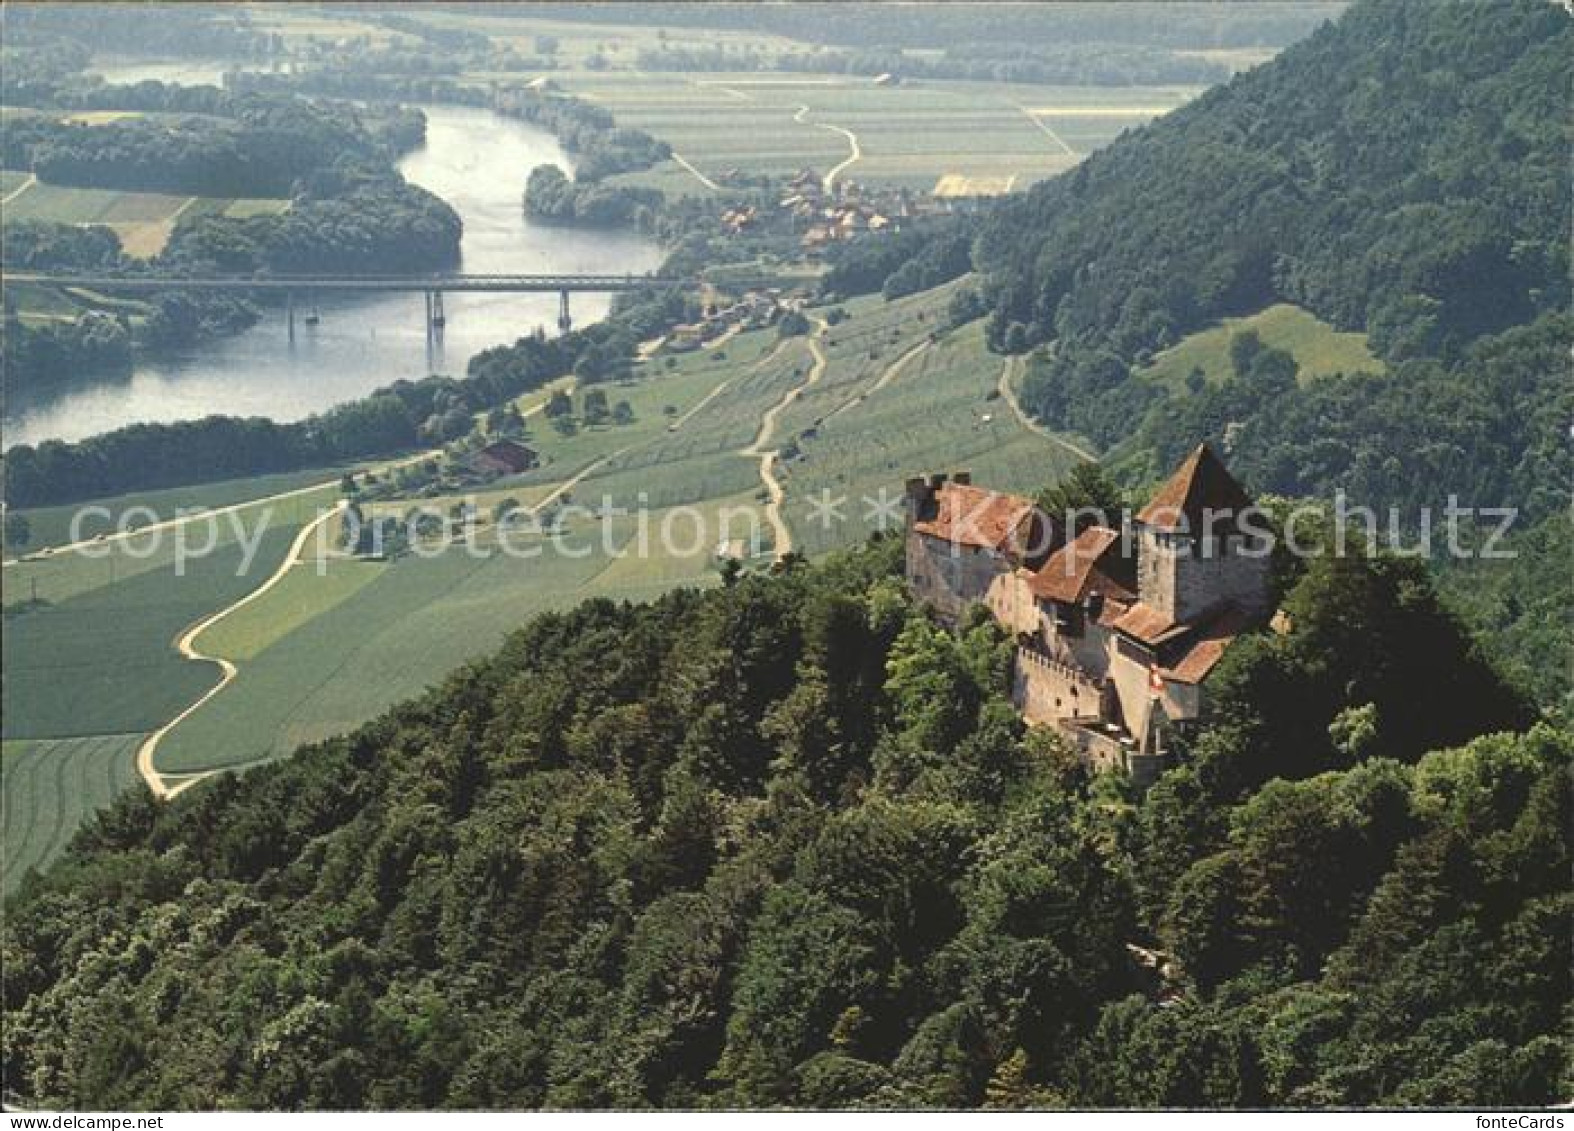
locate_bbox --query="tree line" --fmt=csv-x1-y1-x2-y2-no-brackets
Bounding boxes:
1,94,419,197
634,42,1231,87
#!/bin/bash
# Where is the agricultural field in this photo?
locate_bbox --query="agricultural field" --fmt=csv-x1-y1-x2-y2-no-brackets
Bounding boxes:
1,176,288,258
2,733,143,894
152,281,1091,773
4,465,346,556
780,291,1086,556
1,518,305,740
554,71,1197,194
1140,302,1386,390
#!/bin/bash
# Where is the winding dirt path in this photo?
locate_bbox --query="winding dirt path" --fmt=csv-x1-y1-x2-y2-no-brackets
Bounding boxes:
135,502,346,800
741,318,829,559
1011,101,1079,159
527,333,784,517
669,337,794,432
819,124,862,188
788,104,862,190
996,356,1099,462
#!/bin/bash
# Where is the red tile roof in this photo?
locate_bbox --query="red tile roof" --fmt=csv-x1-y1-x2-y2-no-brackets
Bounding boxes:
1137,443,1254,535
1109,602,1191,647
1163,605,1251,684
1026,525,1137,605
913,483,1037,553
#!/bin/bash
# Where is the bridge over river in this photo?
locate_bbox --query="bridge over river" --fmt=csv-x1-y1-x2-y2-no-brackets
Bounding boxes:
1,270,682,336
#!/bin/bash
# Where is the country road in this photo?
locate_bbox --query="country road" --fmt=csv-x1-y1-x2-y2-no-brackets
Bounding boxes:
134,502,346,800
826,339,930,421
820,124,862,188
742,317,830,560
997,356,1099,463
789,104,862,189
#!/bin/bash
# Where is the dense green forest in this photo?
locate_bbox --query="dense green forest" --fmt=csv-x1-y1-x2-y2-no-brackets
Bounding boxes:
3,535,1564,1108
2,2,275,64
523,164,664,227
919,0,1574,539
977,1,1568,361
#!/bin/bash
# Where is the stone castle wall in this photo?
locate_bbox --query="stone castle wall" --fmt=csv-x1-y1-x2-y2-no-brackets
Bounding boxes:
906,532,1010,622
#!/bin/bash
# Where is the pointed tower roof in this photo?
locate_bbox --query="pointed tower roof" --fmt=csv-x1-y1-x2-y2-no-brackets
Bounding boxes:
1137,443,1254,535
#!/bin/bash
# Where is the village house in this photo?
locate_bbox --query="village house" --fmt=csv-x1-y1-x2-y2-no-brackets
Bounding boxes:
904,444,1272,787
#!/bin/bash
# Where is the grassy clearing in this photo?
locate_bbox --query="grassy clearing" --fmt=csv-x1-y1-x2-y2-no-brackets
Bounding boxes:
1,733,143,894
1140,303,1386,389
62,110,148,125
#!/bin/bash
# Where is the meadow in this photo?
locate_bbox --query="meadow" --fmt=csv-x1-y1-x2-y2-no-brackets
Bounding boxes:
1139,302,1386,389
1,520,305,740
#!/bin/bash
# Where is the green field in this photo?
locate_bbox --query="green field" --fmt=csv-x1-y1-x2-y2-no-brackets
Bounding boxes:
5,466,347,556
1140,302,1386,389
1,519,305,739
549,71,1196,194
1,176,288,258
150,282,1091,774
1,733,143,894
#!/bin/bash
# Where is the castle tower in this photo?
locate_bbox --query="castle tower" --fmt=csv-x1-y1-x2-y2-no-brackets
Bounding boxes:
1134,443,1271,623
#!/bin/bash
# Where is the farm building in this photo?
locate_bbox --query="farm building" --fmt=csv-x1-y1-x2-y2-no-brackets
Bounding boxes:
904,444,1272,787
467,439,539,477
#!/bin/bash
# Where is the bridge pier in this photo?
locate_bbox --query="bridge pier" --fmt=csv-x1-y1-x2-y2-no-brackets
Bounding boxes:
286,291,295,343
557,288,572,334
424,289,448,345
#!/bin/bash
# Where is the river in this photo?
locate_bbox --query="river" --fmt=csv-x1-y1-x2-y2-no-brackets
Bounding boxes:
3,104,666,447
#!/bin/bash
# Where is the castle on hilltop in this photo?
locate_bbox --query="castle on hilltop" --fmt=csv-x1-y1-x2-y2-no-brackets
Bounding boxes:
904,444,1272,787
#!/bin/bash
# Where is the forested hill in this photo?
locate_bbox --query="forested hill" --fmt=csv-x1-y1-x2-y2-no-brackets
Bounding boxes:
976,0,1570,359
971,0,1571,525
4,539,1565,1108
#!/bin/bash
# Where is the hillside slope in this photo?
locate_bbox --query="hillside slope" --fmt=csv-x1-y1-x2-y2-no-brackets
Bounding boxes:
976,0,1569,360
967,0,1570,529
1,540,1561,1109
